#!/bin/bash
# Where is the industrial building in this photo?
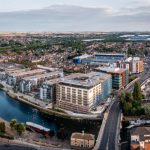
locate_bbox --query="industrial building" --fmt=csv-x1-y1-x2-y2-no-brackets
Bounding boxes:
20,71,64,93
95,67,129,90
56,72,106,113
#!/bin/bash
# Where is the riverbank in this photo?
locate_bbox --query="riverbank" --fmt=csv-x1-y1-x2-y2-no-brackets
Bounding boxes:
0,81,101,121
0,117,69,150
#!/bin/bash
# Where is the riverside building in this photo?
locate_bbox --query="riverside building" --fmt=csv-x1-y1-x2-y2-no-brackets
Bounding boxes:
19,71,64,93
6,69,46,86
56,72,108,114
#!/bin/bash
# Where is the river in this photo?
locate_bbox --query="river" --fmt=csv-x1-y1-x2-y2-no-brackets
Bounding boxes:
0,90,100,137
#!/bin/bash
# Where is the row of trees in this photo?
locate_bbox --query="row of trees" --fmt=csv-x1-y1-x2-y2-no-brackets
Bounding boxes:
10,119,25,136
120,82,144,116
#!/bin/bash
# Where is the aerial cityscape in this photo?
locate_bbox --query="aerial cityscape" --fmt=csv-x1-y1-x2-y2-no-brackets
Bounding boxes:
0,1,150,150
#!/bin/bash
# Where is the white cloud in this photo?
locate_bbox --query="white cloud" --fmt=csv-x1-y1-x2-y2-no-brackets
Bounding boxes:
0,5,149,32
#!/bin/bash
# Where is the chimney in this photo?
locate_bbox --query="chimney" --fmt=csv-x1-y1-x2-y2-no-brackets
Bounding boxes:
82,130,84,136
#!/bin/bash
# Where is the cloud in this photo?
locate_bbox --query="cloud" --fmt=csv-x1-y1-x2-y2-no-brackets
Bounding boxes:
0,5,149,32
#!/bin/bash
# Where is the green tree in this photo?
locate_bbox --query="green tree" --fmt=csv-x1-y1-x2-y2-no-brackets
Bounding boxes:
10,119,17,129
0,122,5,133
15,123,25,136
133,82,142,103
127,47,135,55
120,91,125,108
125,92,133,103
124,102,132,115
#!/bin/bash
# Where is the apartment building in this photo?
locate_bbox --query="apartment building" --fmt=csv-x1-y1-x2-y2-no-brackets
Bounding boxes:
20,71,64,93
39,73,86,103
6,69,46,86
39,78,61,102
56,72,103,113
117,57,144,74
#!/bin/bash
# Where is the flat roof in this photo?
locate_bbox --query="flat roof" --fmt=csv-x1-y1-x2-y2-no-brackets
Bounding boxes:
95,67,127,74
6,68,30,74
59,72,111,88
11,69,46,77
74,54,92,59
95,53,126,56
23,71,62,80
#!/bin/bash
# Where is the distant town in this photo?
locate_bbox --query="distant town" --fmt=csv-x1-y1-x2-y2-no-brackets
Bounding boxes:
0,32,150,150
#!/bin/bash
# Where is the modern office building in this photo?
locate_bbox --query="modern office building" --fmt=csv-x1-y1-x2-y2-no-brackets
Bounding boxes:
56,72,104,113
20,71,64,93
99,73,112,103
95,67,129,90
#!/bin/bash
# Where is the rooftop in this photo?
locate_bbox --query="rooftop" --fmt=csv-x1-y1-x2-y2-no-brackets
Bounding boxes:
11,69,46,77
95,67,127,74
74,54,92,60
95,53,126,56
71,132,95,140
131,127,150,136
59,72,111,88
23,71,62,80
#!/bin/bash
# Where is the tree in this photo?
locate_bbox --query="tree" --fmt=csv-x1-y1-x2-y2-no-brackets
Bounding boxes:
133,82,142,103
124,102,132,115
0,122,5,133
120,91,125,108
10,119,17,129
15,123,25,136
127,48,135,55
125,92,133,103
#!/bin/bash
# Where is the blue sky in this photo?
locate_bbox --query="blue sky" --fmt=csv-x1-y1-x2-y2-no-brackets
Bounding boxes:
0,0,150,32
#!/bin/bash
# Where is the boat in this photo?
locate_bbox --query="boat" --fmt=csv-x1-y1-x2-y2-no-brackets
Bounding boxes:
26,122,50,134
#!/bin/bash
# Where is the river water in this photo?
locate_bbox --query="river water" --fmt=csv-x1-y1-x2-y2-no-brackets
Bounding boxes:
0,90,100,137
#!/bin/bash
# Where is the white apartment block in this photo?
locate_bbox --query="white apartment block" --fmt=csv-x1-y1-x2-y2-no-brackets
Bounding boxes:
56,72,102,114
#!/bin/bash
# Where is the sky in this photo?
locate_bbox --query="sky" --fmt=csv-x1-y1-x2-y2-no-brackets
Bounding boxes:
0,0,150,32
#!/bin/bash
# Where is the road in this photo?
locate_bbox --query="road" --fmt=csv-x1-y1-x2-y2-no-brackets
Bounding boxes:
98,56,150,150
0,144,37,150
99,100,120,150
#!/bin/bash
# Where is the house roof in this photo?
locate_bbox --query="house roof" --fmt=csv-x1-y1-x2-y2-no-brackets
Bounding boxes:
71,132,95,140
